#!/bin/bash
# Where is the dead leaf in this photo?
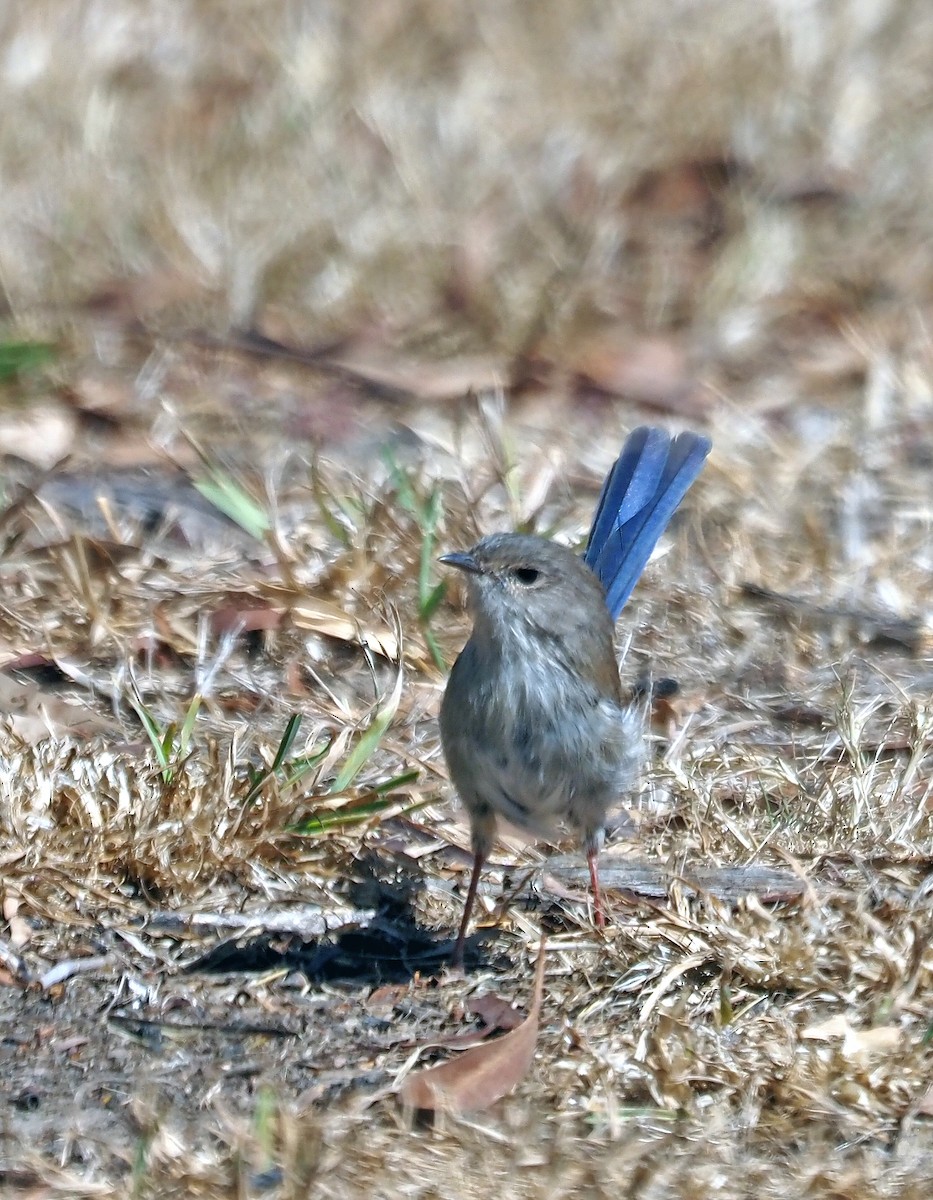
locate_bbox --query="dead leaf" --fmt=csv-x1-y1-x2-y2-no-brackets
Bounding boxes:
841,1025,903,1058
0,938,32,986
39,467,254,550
2,894,32,949
770,703,829,728
801,1014,853,1041
768,165,857,207
407,992,527,1054
626,158,739,223
210,593,282,636
39,955,111,990
411,1026,498,1053
132,634,185,669
328,351,506,403
0,404,76,467
62,371,135,421
571,333,711,417
801,1015,903,1060
466,992,524,1032
740,582,927,654
0,667,114,744
3,653,70,687
398,939,546,1112
276,589,400,660
80,267,203,322
366,984,408,1015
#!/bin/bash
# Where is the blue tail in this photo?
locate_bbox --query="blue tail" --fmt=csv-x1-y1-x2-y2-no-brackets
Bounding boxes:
584,427,711,620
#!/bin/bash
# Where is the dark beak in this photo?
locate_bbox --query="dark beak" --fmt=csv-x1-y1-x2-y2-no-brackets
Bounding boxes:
438,551,482,574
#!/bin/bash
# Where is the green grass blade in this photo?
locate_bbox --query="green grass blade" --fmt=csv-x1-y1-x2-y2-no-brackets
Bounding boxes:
0,339,56,380
271,713,302,771
193,467,271,539
126,685,173,781
244,717,324,805
329,670,404,794
420,579,448,622
177,692,202,757
291,770,421,834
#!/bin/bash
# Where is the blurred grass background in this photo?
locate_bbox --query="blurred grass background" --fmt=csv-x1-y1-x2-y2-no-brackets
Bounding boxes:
3,0,932,363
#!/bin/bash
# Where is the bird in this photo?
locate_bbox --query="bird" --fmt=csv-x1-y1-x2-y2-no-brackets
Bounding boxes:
439,426,711,965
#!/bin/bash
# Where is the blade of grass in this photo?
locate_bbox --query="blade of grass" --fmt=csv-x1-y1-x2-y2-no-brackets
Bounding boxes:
292,769,422,834
417,486,448,671
0,339,56,380
176,692,203,757
243,716,332,805
310,461,354,547
382,446,418,515
416,486,443,602
271,713,303,771
193,465,271,540
329,668,404,794
126,684,173,782
421,579,448,622
282,741,332,788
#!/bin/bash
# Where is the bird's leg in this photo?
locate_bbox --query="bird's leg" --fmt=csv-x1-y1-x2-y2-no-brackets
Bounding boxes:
452,849,485,967
585,830,606,929
451,812,496,967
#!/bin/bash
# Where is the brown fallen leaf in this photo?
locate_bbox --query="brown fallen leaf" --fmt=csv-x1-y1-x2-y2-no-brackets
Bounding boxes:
0,939,32,987
366,984,409,1016
801,1015,903,1061
0,670,114,744
466,992,525,1032
3,653,71,687
625,157,739,225
399,939,546,1113
410,1026,498,1054
39,468,257,551
80,266,204,322
572,334,698,411
210,592,283,636
270,588,400,660
407,992,528,1055
132,633,186,669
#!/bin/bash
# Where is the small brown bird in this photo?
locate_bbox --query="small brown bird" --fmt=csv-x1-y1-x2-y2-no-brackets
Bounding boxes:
440,427,710,964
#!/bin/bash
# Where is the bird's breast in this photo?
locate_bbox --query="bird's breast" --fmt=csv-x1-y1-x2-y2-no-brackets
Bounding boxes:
441,632,641,838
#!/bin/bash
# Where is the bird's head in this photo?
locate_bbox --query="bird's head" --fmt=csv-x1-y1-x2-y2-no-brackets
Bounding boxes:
440,532,610,645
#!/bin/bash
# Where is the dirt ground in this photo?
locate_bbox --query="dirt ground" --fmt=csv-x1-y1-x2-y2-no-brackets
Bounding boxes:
1,3,933,1197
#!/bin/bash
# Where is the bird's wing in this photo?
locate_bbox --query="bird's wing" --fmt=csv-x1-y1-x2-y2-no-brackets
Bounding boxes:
584,426,711,620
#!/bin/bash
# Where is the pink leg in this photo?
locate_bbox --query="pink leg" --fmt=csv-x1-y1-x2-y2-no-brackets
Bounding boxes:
587,843,605,929
452,850,485,967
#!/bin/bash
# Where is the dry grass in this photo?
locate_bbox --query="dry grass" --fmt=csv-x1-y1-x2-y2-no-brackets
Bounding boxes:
1,2,933,1197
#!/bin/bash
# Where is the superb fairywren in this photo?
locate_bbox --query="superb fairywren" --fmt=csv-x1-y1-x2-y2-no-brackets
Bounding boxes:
440,426,711,964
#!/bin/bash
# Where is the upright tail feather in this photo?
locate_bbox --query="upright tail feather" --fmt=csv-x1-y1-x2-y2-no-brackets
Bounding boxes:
584,427,711,620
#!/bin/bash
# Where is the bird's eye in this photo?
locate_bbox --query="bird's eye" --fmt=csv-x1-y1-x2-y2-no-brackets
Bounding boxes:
511,566,541,586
